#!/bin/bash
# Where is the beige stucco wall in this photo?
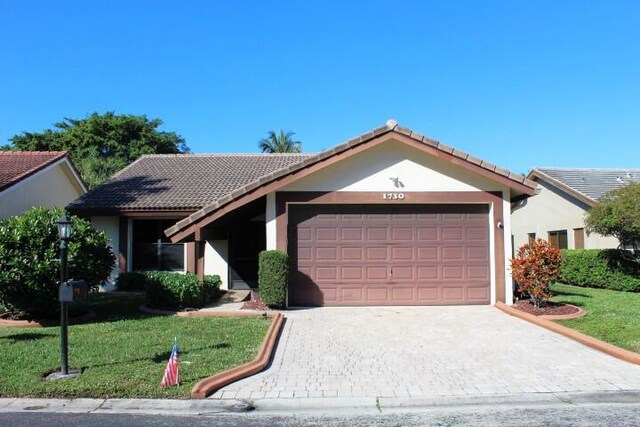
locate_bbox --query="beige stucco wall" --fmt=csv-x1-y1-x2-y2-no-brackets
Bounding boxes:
204,240,229,290
267,138,513,304
90,216,119,291
511,180,619,251
0,161,85,219
281,139,502,193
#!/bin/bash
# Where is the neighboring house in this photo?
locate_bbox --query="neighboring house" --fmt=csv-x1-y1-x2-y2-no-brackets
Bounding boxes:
68,120,536,306
511,167,640,252
0,151,86,219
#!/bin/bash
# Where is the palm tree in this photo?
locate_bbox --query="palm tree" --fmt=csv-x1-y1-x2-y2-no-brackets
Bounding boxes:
258,130,302,153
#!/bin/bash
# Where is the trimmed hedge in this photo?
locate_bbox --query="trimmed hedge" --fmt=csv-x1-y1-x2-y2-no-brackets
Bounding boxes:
115,272,148,291
144,272,221,310
560,249,640,292
258,250,288,309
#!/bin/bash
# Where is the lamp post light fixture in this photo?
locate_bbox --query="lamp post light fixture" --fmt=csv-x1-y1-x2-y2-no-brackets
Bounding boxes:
48,214,81,380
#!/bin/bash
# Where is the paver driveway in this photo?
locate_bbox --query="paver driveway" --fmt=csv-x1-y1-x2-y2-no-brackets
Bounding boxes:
211,306,640,401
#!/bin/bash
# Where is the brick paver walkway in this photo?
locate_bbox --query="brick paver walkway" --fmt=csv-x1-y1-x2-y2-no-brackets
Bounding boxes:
211,306,640,400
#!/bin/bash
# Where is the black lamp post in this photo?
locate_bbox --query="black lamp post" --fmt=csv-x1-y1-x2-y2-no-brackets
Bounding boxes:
58,214,72,376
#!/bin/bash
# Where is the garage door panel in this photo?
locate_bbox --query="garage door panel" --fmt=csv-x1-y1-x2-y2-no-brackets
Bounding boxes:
366,228,388,240
417,247,438,260
315,267,337,280
316,247,337,261
442,227,464,240
468,287,489,301
341,228,363,241
392,227,414,241
341,288,364,302
316,228,337,241
289,204,490,306
391,287,414,301
468,266,490,279
391,246,414,260
417,287,439,301
298,227,312,241
467,227,488,240
391,266,414,279
367,287,389,301
467,246,489,260
417,266,439,279
366,266,388,280
341,266,363,280
443,266,464,279
366,247,388,260
341,247,363,260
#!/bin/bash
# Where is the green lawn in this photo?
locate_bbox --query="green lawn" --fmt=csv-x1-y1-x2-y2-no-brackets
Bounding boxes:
0,292,270,398
551,283,640,353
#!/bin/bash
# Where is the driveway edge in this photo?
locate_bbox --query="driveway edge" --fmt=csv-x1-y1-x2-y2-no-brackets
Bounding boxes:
191,312,285,399
495,302,640,365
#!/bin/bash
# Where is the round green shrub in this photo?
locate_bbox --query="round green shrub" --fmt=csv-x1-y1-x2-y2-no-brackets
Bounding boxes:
0,206,115,319
258,250,288,309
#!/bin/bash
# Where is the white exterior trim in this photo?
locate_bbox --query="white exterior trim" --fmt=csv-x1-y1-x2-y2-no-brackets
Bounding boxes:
266,192,277,250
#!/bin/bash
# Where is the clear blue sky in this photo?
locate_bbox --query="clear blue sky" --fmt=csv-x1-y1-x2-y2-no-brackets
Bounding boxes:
1,1,639,174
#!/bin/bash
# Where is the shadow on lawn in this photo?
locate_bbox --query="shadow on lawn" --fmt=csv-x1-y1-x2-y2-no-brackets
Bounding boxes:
553,288,593,299
79,342,231,370
0,332,56,342
70,292,153,325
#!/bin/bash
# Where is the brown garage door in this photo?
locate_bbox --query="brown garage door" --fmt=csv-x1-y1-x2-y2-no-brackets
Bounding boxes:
288,204,490,306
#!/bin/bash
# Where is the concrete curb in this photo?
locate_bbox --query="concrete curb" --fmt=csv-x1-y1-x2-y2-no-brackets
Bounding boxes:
495,302,640,365
2,391,639,415
191,312,285,398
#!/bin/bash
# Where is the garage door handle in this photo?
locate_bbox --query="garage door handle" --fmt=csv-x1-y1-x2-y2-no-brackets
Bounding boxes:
388,268,393,277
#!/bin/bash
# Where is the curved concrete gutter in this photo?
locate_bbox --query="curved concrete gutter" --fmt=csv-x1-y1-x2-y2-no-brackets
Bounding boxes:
191,312,285,399
496,301,640,365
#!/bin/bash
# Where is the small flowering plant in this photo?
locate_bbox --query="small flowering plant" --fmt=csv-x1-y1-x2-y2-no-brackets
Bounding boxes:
511,239,563,308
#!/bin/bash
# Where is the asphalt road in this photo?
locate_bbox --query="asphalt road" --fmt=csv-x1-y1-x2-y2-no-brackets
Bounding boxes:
1,403,639,427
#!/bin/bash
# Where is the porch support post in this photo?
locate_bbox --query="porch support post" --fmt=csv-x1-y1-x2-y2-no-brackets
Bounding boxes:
196,240,205,282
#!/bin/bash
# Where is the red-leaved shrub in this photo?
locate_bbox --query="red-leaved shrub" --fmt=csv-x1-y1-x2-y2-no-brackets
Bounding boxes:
511,239,563,308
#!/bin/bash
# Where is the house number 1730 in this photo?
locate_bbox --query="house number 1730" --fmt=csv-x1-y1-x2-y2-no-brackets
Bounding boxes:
382,193,405,200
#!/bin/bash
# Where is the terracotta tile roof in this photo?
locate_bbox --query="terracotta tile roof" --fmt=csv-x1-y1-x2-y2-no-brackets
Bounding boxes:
531,167,640,203
67,154,313,211
0,151,68,192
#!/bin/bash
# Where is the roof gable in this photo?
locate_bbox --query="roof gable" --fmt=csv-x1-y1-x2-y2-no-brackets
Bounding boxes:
0,151,68,192
166,120,537,241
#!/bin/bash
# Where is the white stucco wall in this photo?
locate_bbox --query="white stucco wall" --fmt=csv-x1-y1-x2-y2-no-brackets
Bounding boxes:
502,192,514,304
205,240,229,290
511,180,619,251
0,161,85,219
90,216,120,291
265,192,277,250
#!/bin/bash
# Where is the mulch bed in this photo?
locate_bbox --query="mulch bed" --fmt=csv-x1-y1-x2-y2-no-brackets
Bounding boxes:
513,299,580,317
241,300,270,311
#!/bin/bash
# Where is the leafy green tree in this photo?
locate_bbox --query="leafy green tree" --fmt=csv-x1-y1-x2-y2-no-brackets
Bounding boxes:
0,207,115,319
258,130,302,153
585,182,640,250
4,112,189,188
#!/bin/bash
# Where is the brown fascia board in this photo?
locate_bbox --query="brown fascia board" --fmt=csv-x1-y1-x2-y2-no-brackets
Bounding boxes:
166,123,537,241
527,169,596,207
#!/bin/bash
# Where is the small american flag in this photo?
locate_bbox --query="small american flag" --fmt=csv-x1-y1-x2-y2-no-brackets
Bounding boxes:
160,340,179,388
